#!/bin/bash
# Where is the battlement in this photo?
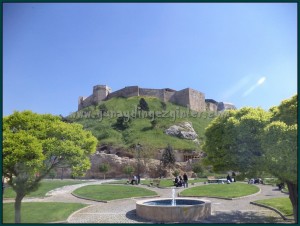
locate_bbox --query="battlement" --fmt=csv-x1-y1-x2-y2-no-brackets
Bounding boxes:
78,85,235,112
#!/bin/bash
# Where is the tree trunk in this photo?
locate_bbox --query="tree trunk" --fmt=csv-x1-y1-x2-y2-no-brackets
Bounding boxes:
14,193,25,223
286,182,297,223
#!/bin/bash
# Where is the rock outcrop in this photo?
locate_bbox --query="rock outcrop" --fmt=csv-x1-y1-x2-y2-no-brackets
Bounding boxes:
165,122,198,140
85,151,195,179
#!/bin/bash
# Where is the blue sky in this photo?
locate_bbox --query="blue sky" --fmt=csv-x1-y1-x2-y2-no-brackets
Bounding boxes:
3,3,297,116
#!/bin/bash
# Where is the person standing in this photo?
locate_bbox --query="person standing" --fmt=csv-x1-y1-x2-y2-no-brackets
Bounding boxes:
137,175,140,184
227,174,232,184
183,173,188,188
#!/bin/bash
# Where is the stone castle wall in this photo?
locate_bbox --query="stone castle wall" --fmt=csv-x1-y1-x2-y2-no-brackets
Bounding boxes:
206,102,218,112
188,89,206,112
78,95,93,110
78,85,233,112
163,89,176,102
107,86,139,99
139,88,164,100
170,88,190,108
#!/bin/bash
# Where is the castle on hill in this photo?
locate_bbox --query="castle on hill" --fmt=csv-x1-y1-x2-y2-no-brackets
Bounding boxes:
78,85,236,112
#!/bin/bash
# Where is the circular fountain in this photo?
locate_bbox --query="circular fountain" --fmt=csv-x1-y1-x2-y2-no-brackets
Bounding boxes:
136,189,211,223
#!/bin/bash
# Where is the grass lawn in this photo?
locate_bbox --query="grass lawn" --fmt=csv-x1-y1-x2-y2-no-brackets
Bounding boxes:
4,179,89,198
179,182,260,198
3,202,87,223
253,197,293,217
72,184,157,201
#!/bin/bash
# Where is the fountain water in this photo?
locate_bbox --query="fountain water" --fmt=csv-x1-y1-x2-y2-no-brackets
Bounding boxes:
171,188,176,206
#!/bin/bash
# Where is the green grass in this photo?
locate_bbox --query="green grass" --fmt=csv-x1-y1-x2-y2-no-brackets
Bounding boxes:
253,197,293,216
72,184,157,201
4,179,88,198
180,182,260,198
68,96,215,152
3,202,87,223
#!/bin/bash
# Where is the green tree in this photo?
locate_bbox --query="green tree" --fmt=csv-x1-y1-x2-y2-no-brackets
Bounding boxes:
114,116,131,130
161,144,176,173
203,107,271,177
3,111,97,223
203,95,298,222
261,95,297,222
139,98,149,111
99,163,110,179
192,161,204,177
270,95,297,126
123,165,134,180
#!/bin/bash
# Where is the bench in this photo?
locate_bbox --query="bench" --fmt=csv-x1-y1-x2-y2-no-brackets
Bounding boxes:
207,176,227,184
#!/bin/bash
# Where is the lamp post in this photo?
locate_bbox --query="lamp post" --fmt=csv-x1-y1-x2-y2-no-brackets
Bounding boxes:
136,143,142,184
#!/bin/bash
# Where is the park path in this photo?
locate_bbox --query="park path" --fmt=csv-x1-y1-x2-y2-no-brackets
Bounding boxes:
4,180,293,223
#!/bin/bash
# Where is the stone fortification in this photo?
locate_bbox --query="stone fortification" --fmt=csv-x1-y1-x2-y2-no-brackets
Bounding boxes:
78,85,235,112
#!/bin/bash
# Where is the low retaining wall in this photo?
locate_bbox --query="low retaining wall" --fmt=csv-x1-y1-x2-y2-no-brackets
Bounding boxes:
136,198,211,223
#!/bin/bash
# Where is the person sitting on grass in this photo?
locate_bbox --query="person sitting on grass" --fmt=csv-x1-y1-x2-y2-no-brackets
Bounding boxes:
174,176,179,186
131,175,137,185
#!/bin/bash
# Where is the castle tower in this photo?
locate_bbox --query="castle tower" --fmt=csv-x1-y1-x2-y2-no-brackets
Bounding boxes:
93,85,112,104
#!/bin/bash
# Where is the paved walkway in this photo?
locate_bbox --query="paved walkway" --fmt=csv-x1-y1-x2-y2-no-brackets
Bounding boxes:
4,180,293,223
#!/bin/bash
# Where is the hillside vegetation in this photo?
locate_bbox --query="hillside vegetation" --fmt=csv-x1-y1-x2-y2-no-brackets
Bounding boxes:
67,96,216,153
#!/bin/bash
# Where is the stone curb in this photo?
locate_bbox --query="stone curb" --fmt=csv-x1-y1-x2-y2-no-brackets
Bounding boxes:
71,192,160,203
66,204,95,223
250,202,293,221
177,187,261,200
71,192,109,203
47,220,68,224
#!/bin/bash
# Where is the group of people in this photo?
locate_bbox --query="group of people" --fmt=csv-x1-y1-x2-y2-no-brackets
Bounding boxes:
248,178,263,184
174,173,188,188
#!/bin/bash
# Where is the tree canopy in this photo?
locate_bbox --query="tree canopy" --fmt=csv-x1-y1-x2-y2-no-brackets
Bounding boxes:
3,111,98,223
202,94,297,222
99,163,110,179
161,144,176,170
202,107,271,177
262,95,297,222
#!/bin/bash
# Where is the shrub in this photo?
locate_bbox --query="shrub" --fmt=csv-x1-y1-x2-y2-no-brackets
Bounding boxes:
114,116,131,130
139,98,149,111
192,162,204,177
98,103,108,113
172,170,179,177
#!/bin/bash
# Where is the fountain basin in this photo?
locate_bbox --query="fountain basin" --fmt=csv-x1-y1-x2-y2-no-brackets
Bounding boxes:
136,198,211,223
